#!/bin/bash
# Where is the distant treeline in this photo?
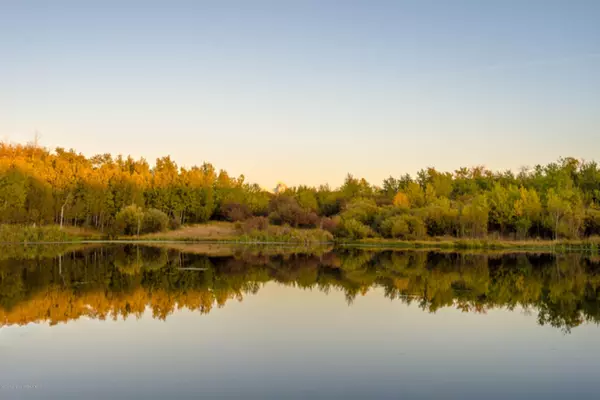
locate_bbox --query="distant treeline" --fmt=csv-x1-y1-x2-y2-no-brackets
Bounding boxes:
1,142,599,239
1,246,599,332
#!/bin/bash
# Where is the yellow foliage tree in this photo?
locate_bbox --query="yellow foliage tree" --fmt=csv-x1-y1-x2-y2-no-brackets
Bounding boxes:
393,192,411,208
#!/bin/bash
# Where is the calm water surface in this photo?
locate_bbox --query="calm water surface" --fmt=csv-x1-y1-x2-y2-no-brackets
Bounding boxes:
1,245,599,399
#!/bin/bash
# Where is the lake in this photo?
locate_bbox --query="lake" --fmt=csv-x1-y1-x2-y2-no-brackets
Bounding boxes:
1,244,599,399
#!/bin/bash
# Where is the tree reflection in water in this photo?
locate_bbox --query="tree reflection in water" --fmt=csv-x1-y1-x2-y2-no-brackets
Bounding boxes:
0,245,599,333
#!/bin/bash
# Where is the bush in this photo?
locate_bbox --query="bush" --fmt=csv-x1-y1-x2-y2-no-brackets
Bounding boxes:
268,211,282,225
268,196,319,228
222,202,252,222
320,216,340,234
380,214,426,239
391,217,410,238
169,217,181,230
142,208,169,234
114,206,172,235
374,206,407,235
585,208,600,236
406,215,426,238
340,198,379,225
238,216,270,234
114,205,144,236
339,218,374,239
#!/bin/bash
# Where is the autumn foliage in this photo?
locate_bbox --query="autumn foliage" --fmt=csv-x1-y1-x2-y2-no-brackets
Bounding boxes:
1,142,600,240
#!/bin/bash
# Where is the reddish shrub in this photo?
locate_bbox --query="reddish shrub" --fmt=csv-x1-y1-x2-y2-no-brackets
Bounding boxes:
320,216,340,233
240,216,270,233
222,202,252,222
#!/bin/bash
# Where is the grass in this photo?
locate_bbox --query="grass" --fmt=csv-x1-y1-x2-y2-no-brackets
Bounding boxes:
147,242,334,257
122,221,334,245
236,225,334,245
2,222,599,253
134,221,238,241
0,225,74,243
343,236,600,252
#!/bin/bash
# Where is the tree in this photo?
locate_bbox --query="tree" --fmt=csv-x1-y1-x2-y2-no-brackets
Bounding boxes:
458,195,489,238
392,192,410,209
546,189,571,240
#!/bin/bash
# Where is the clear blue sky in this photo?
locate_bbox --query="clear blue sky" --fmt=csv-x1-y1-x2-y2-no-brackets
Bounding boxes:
1,0,599,188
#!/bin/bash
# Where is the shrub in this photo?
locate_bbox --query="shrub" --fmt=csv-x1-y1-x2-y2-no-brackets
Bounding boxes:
339,218,374,239
340,198,379,225
374,206,407,235
114,205,144,236
320,216,340,234
380,214,426,239
268,211,282,225
406,215,426,238
585,208,600,236
142,208,169,234
222,202,252,222
169,217,181,230
241,216,270,233
391,217,410,238
268,196,319,228
423,198,459,236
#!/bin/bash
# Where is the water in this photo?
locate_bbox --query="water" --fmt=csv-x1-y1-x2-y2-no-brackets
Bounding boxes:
1,244,599,399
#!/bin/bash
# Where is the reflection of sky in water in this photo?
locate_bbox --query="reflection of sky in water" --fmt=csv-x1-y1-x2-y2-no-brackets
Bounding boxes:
1,283,599,399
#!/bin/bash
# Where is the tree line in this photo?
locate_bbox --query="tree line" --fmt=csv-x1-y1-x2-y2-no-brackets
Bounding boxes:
0,245,599,332
1,142,599,239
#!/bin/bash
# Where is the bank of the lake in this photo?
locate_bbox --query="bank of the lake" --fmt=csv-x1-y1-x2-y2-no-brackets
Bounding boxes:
1,223,600,252
345,237,600,252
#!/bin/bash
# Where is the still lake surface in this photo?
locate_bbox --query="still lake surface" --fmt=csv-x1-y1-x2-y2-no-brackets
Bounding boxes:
0,244,599,399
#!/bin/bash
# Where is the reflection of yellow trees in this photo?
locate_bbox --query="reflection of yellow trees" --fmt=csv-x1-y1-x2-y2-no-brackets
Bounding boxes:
0,246,599,332
0,286,244,326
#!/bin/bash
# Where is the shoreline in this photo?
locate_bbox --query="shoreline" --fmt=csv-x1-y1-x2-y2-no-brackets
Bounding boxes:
1,223,598,252
1,237,599,253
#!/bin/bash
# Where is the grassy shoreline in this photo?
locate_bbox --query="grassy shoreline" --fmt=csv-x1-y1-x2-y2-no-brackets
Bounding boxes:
341,237,600,252
1,223,599,252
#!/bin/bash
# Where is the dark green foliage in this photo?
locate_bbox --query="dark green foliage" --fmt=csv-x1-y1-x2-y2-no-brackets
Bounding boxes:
338,218,374,239
114,205,144,236
142,208,169,233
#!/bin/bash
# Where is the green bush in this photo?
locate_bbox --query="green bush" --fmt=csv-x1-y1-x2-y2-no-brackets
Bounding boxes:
142,208,169,233
339,218,374,239
380,214,426,239
340,198,379,225
114,205,144,236
391,217,410,238
114,206,173,235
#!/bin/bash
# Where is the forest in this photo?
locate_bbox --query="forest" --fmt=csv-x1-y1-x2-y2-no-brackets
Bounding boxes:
1,142,600,241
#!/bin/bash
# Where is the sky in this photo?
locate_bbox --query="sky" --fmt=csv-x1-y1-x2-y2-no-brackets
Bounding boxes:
1,0,599,188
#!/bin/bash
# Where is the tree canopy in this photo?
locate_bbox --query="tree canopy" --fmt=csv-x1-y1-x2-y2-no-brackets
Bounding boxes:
1,143,599,240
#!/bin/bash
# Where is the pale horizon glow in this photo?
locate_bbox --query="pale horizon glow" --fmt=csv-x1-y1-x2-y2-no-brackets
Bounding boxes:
1,1,599,188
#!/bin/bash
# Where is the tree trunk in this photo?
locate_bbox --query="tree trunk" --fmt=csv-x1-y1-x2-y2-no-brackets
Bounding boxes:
60,204,65,229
